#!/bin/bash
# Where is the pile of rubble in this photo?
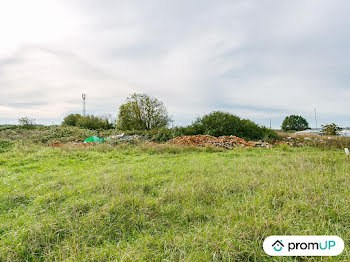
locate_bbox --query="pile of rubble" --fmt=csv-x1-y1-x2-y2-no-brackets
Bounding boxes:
167,135,272,149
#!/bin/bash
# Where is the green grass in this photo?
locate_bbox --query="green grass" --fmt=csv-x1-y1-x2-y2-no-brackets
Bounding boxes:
0,143,349,261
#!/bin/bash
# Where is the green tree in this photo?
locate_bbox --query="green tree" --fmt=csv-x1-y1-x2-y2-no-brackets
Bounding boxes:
18,117,36,129
281,115,309,131
321,123,341,136
62,114,82,126
117,93,171,131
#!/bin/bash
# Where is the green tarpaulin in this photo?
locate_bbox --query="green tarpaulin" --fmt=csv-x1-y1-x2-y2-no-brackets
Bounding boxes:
84,136,104,143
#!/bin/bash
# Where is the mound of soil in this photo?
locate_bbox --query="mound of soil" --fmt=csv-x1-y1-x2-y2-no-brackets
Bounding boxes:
167,135,272,149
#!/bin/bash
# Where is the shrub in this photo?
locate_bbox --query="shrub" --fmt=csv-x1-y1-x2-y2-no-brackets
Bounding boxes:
170,125,204,136
321,123,341,136
260,126,280,140
145,128,174,142
62,114,114,130
77,115,113,130
62,114,82,126
187,111,278,140
127,112,279,142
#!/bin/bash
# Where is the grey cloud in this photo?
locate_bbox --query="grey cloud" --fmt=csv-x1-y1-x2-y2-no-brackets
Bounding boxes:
1,0,350,128
7,102,47,108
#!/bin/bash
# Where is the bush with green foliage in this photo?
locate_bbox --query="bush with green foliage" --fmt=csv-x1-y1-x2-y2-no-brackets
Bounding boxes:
321,123,341,136
62,114,113,130
183,111,278,140
281,115,309,131
121,112,278,142
193,112,241,137
62,114,82,126
76,115,113,130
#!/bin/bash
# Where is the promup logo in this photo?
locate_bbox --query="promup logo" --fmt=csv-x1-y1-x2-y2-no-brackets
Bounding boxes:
263,236,344,256
272,240,284,252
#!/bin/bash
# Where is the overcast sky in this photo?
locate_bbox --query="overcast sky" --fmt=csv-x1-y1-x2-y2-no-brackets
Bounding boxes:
1,0,350,128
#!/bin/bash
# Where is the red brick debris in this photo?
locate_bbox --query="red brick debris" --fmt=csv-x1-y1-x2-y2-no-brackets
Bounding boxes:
167,135,272,149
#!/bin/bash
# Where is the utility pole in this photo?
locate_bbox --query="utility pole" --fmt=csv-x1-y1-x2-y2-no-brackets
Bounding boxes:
314,108,317,129
82,93,86,116
269,118,272,129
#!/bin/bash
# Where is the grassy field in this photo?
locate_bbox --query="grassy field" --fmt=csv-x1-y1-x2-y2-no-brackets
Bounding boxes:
0,142,349,261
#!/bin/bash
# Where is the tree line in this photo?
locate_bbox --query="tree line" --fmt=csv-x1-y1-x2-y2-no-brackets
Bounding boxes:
62,93,279,140
15,93,337,138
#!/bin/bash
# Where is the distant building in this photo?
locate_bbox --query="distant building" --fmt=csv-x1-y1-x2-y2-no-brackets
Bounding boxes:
295,129,322,135
340,129,350,137
295,128,350,137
